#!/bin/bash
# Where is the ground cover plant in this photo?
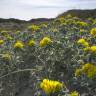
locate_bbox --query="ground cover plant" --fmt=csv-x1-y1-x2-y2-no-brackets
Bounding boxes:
0,14,96,96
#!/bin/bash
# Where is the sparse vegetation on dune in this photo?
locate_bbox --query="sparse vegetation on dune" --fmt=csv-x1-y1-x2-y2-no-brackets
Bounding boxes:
0,10,96,96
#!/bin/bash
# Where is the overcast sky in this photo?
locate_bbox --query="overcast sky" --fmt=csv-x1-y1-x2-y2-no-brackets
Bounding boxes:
0,0,96,20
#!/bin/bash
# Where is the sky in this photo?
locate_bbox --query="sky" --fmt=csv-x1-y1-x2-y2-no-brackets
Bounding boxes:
0,0,96,20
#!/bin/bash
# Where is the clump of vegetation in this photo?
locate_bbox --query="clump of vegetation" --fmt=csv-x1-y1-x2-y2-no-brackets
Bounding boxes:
0,14,96,96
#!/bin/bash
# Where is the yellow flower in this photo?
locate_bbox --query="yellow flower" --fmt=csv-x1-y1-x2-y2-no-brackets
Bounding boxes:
70,91,79,96
75,69,82,77
90,28,96,37
40,37,52,47
75,63,96,78
40,79,63,94
0,40,4,45
82,63,96,78
77,38,86,44
82,63,93,72
77,38,89,47
89,46,96,53
83,42,89,47
14,40,24,49
28,40,35,46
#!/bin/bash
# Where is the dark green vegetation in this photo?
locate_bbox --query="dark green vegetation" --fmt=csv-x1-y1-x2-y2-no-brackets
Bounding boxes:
58,9,96,19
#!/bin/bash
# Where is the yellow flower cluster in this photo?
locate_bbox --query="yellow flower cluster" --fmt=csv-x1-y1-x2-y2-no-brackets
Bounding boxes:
77,38,89,47
77,38,85,43
69,91,79,96
90,28,96,37
90,45,96,53
0,40,4,45
75,63,96,78
40,79,63,94
14,40,24,49
40,37,52,47
82,63,96,78
28,40,35,46
28,24,40,31
84,45,96,53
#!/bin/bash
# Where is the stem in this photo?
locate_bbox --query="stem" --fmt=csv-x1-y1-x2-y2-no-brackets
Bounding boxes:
0,68,37,79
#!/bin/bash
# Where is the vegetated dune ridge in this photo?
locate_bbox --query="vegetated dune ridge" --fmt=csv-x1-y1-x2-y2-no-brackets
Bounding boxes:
0,9,96,96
